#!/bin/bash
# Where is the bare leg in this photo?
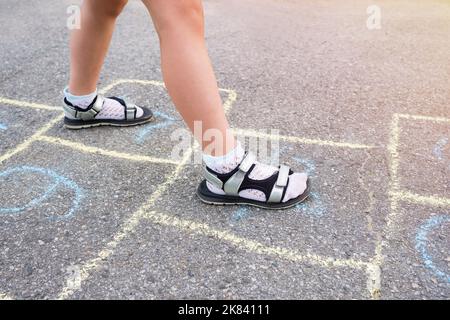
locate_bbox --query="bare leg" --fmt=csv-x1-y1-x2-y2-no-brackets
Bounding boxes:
142,0,235,156
69,0,128,95
142,0,308,206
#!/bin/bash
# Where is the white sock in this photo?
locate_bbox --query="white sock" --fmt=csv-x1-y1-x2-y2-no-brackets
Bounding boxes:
203,142,308,203
63,87,144,120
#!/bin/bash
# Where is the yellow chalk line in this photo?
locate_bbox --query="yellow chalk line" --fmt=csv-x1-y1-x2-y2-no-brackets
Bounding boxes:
369,114,402,299
57,147,194,300
398,113,450,124
356,150,382,299
387,114,401,192
37,135,179,165
98,79,166,95
376,114,403,290
222,89,237,114
0,115,64,165
142,209,370,270
232,128,376,150
391,190,450,208
366,263,381,299
0,293,13,300
100,78,238,114
0,97,61,112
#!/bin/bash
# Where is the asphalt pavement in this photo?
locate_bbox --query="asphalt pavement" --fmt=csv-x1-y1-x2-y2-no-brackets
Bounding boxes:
0,0,449,299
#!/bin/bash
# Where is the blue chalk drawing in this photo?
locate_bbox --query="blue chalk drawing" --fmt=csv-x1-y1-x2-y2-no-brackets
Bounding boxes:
433,137,450,173
294,191,325,217
136,111,176,144
415,214,450,284
292,157,326,217
433,137,448,161
231,206,250,222
0,123,7,131
0,166,84,220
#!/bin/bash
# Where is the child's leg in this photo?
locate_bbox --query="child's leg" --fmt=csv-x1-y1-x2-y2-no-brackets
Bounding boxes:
142,0,235,156
64,0,153,128
69,0,128,95
143,0,309,208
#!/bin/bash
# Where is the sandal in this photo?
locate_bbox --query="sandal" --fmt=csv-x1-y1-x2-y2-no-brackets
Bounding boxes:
197,152,311,210
63,95,154,129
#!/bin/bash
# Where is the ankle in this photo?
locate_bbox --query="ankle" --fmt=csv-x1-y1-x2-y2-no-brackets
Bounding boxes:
203,141,245,174
64,86,97,109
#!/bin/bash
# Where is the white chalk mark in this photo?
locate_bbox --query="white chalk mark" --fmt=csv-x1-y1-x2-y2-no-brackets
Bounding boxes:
38,135,179,165
142,209,369,270
0,115,64,165
391,190,450,208
232,128,376,150
0,97,61,112
56,147,194,300
0,292,13,300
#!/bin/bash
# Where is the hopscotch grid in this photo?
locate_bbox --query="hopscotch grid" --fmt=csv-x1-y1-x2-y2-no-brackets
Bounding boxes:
0,82,376,299
0,93,376,152
389,114,450,208
371,112,450,299
1,80,449,299
55,80,374,299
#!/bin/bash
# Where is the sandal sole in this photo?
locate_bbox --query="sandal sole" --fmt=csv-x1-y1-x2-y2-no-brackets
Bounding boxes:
196,179,311,210
64,116,155,129
64,106,155,129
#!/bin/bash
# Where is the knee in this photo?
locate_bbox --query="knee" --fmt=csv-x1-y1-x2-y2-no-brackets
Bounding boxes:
149,0,204,37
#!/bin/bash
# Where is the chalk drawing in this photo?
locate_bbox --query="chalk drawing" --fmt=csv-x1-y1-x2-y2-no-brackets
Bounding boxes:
135,111,176,144
295,192,325,217
415,214,450,283
433,137,448,161
291,157,325,217
0,123,7,131
0,166,84,220
292,157,316,177
231,206,251,222
7,81,448,299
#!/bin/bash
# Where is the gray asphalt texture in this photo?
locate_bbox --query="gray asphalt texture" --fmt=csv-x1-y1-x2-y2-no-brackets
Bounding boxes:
0,0,449,300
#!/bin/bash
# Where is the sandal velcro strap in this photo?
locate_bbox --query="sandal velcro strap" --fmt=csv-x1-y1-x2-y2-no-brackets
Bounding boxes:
268,165,290,203
203,165,224,189
203,152,256,194
63,96,104,120
223,152,256,196
108,97,138,120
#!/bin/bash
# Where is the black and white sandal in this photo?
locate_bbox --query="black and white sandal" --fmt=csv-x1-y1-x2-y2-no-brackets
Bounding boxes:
197,152,311,210
63,95,154,129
